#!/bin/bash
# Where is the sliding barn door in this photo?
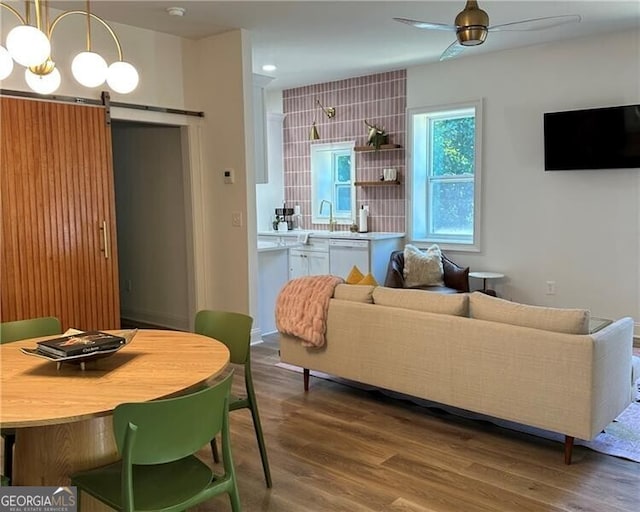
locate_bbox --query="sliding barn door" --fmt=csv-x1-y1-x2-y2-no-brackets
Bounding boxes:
1,97,120,330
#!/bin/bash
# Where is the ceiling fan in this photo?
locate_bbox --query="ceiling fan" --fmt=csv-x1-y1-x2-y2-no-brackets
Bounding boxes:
394,0,581,61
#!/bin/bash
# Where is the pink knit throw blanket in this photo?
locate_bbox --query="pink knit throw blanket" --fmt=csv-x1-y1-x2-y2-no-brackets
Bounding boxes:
275,275,344,347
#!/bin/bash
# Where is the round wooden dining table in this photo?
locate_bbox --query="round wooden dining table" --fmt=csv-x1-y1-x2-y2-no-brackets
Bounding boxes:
0,329,230,497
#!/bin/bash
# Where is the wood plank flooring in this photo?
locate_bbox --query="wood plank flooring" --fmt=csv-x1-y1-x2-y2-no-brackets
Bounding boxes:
194,335,639,512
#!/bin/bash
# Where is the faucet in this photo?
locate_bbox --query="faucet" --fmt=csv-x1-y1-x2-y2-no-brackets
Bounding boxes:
319,200,336,231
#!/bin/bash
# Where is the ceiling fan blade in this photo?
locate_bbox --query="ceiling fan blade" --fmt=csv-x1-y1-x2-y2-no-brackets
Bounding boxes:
440,41,467,62
393,17,456,31
489,14,581,32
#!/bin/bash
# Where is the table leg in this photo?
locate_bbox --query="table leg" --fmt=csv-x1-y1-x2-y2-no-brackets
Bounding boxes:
14,416,118,511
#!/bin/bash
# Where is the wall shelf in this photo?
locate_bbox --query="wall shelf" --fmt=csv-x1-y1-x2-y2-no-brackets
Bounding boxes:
354,180,401,187
354,144,402,152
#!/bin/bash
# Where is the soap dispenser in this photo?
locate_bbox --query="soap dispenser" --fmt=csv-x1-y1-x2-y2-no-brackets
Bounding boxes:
358,205,368,233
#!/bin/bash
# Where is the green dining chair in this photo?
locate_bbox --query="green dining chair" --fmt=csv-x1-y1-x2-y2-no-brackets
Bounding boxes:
0,316,62,484
71,371,241,512
195,310,272,488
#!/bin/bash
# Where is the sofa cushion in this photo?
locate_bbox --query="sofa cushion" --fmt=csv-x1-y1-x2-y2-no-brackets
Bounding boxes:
373,287,469,316
334,284,375,303
469,292,590,334
403,244,444,288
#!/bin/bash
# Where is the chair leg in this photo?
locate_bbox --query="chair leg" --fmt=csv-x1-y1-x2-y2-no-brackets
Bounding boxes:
210,437,220,464
3,434,15,483
245,366,272,488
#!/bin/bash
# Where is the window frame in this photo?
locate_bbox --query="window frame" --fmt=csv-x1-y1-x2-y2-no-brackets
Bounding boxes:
407,100,482,252
310,141,356,225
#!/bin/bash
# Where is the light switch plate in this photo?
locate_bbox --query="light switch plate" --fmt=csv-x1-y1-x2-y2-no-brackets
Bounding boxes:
223,168,235,184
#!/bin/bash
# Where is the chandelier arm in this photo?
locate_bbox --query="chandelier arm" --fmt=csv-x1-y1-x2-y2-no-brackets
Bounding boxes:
0,3,27,25
85,0,91,51
48,11,124,61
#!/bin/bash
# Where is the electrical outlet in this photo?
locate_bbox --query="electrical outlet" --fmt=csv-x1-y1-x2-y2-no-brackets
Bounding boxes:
546,280,556,295
231,211,242,227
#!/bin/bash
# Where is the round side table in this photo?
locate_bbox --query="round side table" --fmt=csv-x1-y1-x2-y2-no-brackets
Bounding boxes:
469,271,505,296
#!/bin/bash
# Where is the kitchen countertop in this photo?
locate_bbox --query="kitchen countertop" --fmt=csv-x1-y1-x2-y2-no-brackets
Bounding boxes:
257,239,299,252
258,230,405,241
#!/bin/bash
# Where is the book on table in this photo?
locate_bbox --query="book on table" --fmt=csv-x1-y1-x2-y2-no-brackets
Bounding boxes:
36,331,126,358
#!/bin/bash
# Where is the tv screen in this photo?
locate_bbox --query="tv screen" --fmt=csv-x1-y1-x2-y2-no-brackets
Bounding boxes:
544,104,640,170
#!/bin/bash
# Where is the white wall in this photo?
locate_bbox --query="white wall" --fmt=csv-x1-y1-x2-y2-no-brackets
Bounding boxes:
112,123,190,330
408,29,640,329
0,10,187,107
182,30,255,315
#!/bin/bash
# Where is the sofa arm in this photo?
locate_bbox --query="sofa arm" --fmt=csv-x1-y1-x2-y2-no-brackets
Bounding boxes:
384,251,405,288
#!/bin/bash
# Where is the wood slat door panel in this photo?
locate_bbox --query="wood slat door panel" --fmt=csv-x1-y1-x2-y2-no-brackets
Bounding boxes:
1,97,120,331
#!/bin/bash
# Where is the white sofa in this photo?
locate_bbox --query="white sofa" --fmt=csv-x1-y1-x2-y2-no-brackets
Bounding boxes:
279,287,635,464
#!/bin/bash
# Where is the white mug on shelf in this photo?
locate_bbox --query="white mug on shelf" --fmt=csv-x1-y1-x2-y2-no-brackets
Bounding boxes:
383,168,397,181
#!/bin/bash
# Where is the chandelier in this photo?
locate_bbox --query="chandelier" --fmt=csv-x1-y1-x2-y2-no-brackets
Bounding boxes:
0,0,139,95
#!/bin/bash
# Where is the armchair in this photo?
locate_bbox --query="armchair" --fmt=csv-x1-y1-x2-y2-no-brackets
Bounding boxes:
384,250,469,293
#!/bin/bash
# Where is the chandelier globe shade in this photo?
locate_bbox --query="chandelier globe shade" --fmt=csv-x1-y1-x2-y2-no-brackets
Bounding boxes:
0,0,139,94
107,61,139,94
25,67,61,94
0,46,14,80
6,25,50,67
71,51,108,88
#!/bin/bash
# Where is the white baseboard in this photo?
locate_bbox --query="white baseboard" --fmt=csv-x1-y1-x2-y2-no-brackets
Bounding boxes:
120,307,189,331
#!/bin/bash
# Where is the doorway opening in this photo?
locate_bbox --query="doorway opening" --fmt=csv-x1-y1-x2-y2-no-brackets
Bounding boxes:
111,120,193,330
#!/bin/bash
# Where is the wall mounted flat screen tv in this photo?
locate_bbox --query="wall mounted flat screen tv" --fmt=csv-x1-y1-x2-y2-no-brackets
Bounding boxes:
544,104,640,170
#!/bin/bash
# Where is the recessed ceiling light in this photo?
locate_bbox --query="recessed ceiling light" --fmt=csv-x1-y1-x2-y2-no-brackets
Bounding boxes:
262,64,277,72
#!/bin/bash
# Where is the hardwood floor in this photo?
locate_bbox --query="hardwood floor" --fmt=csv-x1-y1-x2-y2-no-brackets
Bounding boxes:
194,335,640,512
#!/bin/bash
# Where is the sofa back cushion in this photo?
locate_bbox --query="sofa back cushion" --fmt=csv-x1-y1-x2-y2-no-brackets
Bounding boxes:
373,287,469,316
469,292,590,334
334,284,376,303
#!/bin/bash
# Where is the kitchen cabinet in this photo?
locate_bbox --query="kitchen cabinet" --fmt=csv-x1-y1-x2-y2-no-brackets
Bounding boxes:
289,238,329,279
253,74,273,184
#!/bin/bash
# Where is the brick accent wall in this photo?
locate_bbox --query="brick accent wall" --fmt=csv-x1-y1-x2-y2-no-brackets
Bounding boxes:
282,70,406,232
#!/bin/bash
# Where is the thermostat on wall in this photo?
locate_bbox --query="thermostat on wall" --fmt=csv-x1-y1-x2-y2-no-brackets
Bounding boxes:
223,168,235,184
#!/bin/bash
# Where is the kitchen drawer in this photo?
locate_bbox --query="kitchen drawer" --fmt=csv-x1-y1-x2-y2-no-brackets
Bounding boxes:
304,237,329,252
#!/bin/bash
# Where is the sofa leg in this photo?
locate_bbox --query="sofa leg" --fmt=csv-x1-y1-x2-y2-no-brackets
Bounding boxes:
303,368,310,392
564,435,574,465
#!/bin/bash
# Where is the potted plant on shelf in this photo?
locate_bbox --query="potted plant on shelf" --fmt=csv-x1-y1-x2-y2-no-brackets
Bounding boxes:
364,120,388,150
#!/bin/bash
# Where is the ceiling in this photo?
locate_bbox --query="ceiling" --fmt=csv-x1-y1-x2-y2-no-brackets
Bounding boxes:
49,1,640,90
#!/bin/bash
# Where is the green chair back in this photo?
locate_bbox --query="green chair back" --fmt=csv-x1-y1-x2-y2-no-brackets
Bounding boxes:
195,310,252,365
194,309,272,488
114,371,233,466
72,371,241,512
0,317,62,344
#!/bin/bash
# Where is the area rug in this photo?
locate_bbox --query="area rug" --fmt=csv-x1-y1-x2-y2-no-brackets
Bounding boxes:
275,362,640,463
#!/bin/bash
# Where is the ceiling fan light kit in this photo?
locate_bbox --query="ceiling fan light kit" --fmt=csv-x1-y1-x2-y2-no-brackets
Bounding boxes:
394,0,581,61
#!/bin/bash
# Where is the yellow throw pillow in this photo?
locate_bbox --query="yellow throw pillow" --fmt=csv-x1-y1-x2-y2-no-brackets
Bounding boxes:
345,265,365,284
358,273,378,286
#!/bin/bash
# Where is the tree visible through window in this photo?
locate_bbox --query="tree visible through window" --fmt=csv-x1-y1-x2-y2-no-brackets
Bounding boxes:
310,141,355,224
409,102,481,249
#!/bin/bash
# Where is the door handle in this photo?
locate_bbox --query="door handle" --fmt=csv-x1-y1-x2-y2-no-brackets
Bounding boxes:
100,220,110,259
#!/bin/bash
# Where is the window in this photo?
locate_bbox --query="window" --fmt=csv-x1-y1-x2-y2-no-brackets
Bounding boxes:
311,141,355,224
408,101,482,250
